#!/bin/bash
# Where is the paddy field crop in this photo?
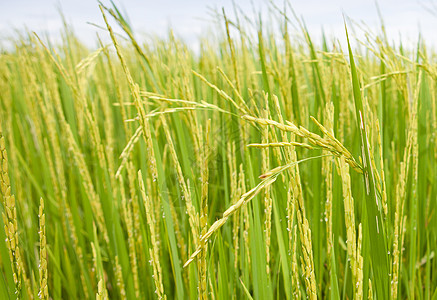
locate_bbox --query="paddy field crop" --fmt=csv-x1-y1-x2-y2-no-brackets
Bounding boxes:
0,2,436,299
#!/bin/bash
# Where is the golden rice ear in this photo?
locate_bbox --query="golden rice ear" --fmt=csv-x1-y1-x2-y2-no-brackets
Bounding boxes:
1,128,30,297
38,197,48,300
243,114,363,173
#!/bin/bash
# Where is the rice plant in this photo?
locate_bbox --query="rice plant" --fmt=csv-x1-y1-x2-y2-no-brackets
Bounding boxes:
0,2,436,299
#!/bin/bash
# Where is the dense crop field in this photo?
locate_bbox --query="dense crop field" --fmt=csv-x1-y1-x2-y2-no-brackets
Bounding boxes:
0,3,436,299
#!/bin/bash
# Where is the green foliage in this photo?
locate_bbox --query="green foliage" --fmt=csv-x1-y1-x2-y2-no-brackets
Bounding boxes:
0,3,436,299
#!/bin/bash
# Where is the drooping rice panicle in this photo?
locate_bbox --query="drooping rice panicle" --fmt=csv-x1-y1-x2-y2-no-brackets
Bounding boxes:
184,172,280,267
243,114,362,173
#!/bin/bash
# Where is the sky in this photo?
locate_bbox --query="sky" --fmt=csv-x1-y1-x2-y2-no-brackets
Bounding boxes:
1,0,437,50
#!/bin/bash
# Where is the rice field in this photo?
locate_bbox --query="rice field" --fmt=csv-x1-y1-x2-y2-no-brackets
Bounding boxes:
0,2,436,299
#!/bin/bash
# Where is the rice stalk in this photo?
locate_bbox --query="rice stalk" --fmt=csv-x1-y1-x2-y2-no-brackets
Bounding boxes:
323,102,334,260
38,198,48,300
261,100,272,276
139,170,166,300
119,176,140,298
114,256,127,300
1,126,25,296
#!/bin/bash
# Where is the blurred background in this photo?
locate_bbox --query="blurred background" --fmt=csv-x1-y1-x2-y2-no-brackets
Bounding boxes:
1,0,437,49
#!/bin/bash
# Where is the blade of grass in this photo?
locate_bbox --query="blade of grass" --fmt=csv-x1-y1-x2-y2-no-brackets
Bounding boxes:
345,23,389,300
